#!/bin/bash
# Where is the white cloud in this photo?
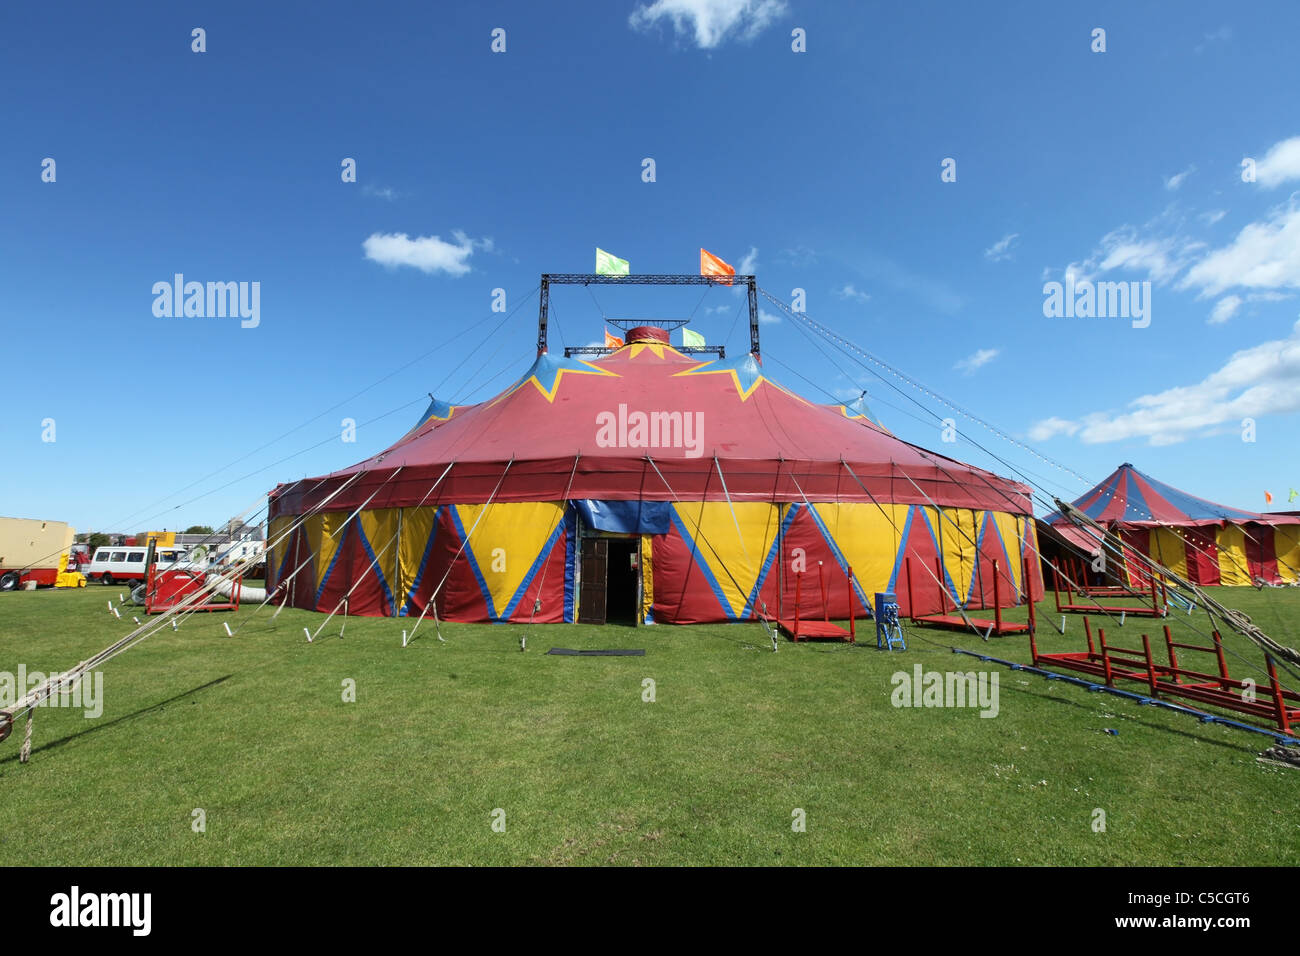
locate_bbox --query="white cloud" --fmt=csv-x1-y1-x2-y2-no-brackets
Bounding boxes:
1046,224,1202,293
984,233,1019,262
362,230,489,276
629,0,787,49
1163,166,1195,191
1253,136,1300,189
362,184,400,202
1208,295,1242,324
954,347,999,375
1048,138,1300,300
1028,319,1300,446
1178,199,1300,296
837,283,871,303
1209,291,1294,324
1027,417,1080,441
737,246,759,275
1094,228,1200,283
758,309,780,325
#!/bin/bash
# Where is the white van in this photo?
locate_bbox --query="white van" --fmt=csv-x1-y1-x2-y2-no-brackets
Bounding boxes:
86,547,187,585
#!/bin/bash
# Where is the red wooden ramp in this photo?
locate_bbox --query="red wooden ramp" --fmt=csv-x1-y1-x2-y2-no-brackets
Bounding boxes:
904,556,1033,636
779,563,856,643
779,618,852,640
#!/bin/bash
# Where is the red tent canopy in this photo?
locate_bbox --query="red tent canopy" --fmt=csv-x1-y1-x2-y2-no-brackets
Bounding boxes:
1047,463,1300,530
271,341,1031,517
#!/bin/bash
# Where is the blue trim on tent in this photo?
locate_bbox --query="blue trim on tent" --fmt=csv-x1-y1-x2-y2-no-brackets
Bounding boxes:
448,506,499,621
501,515,566,620
799,501,872,613
1136,467,1260,522
742,502,800,618
887,506,917,592
913,508,962,606
1122,469,1155,522
573,499,670,535
353,518,397,616
274,531,295,587
563,507,576,623
314,522,350,605
399,507,440,617
669,508,737,620
1080,480,1115,520
969,511,1015,604
967,514,988,604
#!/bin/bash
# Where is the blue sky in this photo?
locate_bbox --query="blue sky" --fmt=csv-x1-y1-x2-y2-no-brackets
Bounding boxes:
4,0,1300,534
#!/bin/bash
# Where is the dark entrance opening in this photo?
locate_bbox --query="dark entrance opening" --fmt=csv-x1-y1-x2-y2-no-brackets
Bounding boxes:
605,538,639,624
578,535,641,626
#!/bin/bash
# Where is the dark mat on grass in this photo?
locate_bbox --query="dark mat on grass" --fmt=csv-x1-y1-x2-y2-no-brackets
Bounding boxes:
546,648,645,656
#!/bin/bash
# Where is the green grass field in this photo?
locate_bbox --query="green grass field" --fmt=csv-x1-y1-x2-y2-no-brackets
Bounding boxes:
1,582,1296,865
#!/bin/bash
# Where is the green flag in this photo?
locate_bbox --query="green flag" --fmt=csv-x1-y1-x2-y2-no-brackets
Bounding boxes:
681,327,705,347
595,247,629,276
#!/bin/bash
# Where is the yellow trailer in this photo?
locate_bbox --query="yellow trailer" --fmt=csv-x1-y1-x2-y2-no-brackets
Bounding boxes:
0,517,86,590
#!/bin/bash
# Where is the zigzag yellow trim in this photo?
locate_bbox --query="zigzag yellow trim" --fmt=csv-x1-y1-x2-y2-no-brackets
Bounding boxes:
627,342,683,360
672,360,765,401
489,360,620,406
528,364,620,402
422,405,456,423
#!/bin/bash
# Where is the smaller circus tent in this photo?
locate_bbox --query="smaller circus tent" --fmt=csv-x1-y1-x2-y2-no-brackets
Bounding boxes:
267,328,1045,625
1042,463,1300,586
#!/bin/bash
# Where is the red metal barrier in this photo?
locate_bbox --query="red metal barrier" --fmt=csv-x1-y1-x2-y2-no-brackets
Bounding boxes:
1034,614,1300,734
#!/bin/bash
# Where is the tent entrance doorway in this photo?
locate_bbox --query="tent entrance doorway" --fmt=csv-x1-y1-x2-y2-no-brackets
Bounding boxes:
578,536,641,625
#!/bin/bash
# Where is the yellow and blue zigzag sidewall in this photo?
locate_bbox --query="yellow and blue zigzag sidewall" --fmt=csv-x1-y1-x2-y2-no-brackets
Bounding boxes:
356,508,401,612
397,505,440,613
670,501,774,619
810,502,908,609
451,501,567,620
267,515,295,587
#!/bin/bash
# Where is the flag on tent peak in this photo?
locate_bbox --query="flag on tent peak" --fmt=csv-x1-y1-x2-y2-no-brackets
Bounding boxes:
604,328,625,348
1266,490,1274,504
596,248,629,276
700,248,734,284
681,327,705,348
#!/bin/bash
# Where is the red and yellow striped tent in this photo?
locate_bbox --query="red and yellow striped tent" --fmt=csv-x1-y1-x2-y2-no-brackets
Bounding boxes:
268,326,1044,624
1043,463,1300,587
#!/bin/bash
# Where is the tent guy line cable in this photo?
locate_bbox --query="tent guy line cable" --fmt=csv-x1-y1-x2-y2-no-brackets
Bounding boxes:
761,299,1270,604
757,286,1090,487
405,457,516,645
0,465,376,742
643,454,774,629
95,283,540,538
235,460,458,639
527,453,582,628
765,282,1284,591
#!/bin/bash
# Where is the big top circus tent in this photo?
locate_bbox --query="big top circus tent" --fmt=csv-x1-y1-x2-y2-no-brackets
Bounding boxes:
1042,462,1300,588
266,273,1045,627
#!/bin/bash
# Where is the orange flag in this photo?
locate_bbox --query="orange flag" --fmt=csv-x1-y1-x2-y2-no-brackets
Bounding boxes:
700,248,735,285
1265,490,1274,504
604,328,624,348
